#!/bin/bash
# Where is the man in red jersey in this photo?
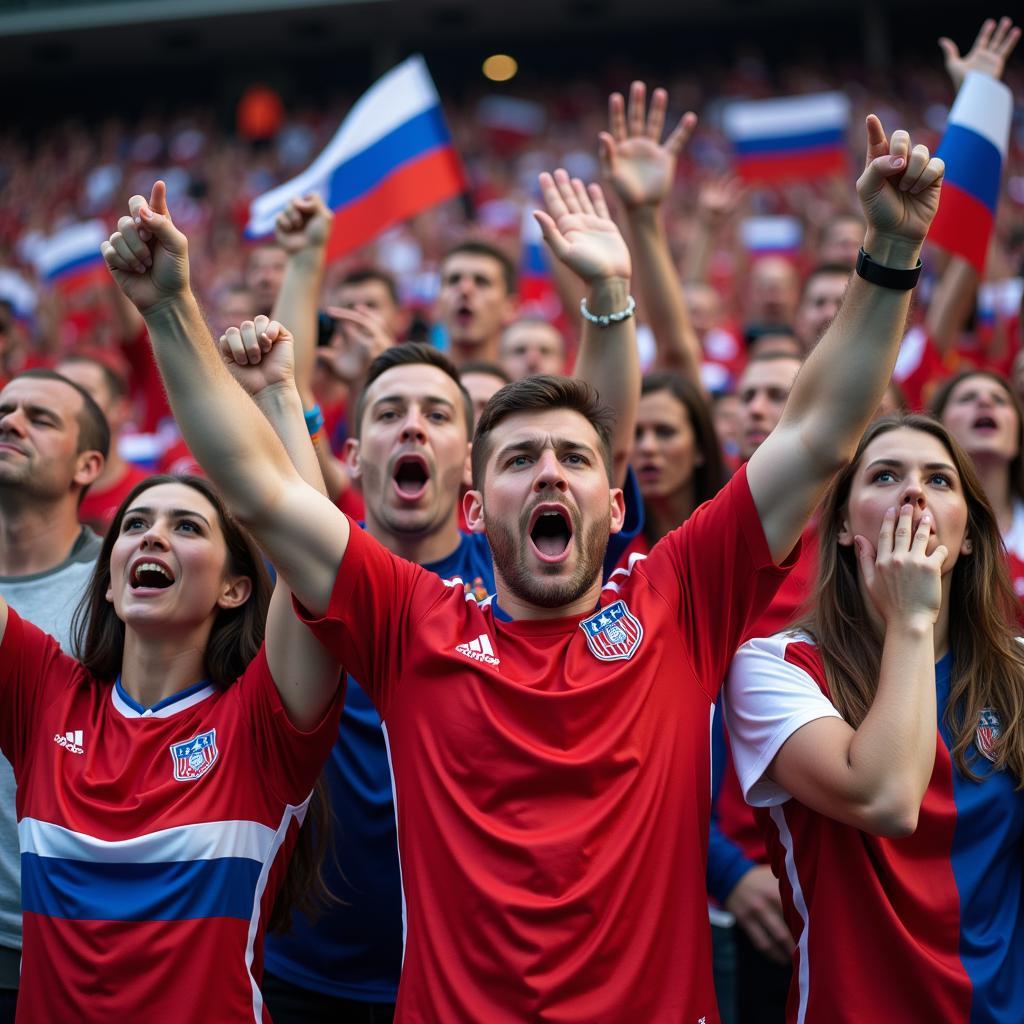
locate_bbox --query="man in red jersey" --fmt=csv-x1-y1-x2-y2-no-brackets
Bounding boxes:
104,115,943,1022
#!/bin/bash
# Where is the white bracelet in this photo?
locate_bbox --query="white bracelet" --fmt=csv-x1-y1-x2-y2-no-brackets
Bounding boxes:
579,294,636,327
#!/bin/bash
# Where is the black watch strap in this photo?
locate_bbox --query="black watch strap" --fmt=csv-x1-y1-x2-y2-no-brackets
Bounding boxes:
856,247,922,291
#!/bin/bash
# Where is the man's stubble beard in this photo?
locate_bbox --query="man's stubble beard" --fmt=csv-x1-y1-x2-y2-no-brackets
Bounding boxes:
487,504,610,610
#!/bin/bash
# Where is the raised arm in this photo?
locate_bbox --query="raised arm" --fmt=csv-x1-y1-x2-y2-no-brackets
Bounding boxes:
747,118,944,563
534,170,637,486
101,183,349,618
599,82,702,389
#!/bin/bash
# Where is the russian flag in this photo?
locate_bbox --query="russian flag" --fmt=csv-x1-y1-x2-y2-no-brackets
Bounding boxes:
518,206,560,319
246,55,466,262
478,95,545,155
930,71,1013,273
740,215,803,257
31,220,108,293
723,91,850,184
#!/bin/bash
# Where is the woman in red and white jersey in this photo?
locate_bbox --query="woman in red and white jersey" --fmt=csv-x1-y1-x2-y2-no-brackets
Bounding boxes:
725,414,1024,1024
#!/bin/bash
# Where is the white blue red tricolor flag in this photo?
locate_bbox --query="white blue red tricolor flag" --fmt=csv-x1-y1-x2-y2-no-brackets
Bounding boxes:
31,220,108,292
723,91,850,184
246,55,466,261
930,71,1013,273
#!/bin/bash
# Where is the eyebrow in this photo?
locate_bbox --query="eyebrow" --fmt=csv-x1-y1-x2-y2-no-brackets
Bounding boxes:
495,437,598,461
0,402,63,422
371,394,456,411
124,506,213,527
866,458,958,474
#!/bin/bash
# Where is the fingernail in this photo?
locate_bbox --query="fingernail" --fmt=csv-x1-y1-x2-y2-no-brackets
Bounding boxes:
141,206,153,219
891,157,905,168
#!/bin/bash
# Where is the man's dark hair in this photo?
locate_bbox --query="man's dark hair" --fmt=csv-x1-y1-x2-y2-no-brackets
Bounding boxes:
743,323,798,348
337,266,400,308
441,240,517,296
471,375,615,489
459,360,511,385
742,350,805,369
354,342,473,439
13,369,111,460
799,263,852,303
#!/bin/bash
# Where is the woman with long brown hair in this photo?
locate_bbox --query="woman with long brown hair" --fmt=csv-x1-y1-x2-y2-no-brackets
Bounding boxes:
0,473,344,1022
725,414,1024,1023
931,369,1024,597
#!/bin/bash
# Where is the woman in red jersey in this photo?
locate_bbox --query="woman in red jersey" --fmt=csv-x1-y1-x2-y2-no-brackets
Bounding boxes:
725,414,1024,1024
0,473,343,1023
931,370,1024,602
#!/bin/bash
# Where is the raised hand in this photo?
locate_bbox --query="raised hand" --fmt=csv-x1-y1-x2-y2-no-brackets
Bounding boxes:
856,116,944,255
218,315,296,397
939,17,1020,92
855,504,947,628
319,305,393,384
534,170,631,284
598,81,697,210
696,175,746,229
101,181,190,315
274,194,334,256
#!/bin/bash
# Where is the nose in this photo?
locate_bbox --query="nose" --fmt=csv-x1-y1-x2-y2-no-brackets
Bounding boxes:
400,408,427,444
139,521,171,551
0,407,26,437
636,427,657,453
533,449,568,493
900,478,927,508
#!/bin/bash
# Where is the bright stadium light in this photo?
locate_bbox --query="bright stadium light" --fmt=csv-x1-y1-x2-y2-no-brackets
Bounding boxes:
482,54,518,82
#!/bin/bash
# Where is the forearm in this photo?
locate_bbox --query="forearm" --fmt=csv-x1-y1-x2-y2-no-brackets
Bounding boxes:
143,292,298,520
572,275,639,486
845,618,937,829
272,248,326,408
786,232,921,467
627,206,703,388
925,255,979,353
254,381,328,498
680,214,716,285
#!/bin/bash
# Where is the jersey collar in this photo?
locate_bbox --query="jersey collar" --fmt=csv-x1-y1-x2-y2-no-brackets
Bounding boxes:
111,675,217,720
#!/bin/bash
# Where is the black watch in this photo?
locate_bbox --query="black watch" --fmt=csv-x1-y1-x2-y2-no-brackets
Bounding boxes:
855,247,922,291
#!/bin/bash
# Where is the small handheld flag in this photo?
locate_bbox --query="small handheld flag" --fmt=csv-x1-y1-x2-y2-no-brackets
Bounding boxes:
723,92,850,184
31,220,108,293
246,56,466,262
929,71,1013,273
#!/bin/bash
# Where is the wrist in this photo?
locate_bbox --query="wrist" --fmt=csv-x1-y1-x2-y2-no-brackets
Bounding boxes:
289,245,327,268
584,276,631,314
885,613,936,639
141,289,198,325
252,378,301,410
626,202,663,225
862,232,923,270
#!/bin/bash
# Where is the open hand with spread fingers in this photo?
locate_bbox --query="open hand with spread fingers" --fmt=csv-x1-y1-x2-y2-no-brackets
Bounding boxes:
598,82,697,210
101,181,190,315
855,116,944,263
534,170,631,285
218,315,296,397
274,194,334,256
939,16,1020,91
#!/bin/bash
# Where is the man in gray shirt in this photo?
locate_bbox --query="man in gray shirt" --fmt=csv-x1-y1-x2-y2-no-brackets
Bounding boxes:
0,370,108,1021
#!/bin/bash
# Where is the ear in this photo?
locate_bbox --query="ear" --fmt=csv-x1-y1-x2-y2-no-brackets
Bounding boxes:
343,437,361,480
463,488,486,534
961,534,973,556
694,450,705,468
217,573,253,611
607,487,627,535
462,442,473,490
73,450,105,491
501,295,519,329
837,510,855,547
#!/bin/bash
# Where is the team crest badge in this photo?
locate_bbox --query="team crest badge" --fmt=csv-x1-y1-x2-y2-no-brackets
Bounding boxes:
976,708,1001,763
580,599,643,662
170,728,219,782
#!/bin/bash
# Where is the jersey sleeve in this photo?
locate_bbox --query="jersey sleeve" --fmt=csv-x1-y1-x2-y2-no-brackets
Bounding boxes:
291,519,448,718
233,644,347,806
0,607,84,775
723,635,842,807
603,466,644,581
641,463,799,696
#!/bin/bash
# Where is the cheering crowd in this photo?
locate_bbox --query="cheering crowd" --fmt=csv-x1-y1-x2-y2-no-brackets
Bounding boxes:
0,14,1022,1024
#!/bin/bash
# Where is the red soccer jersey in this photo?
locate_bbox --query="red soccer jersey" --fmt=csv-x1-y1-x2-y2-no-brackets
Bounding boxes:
0,609,344,1023
296,466,794,1022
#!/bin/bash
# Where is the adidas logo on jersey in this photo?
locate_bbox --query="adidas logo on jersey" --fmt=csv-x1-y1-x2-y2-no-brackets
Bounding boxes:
455,633,500,666
53,730,84,755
